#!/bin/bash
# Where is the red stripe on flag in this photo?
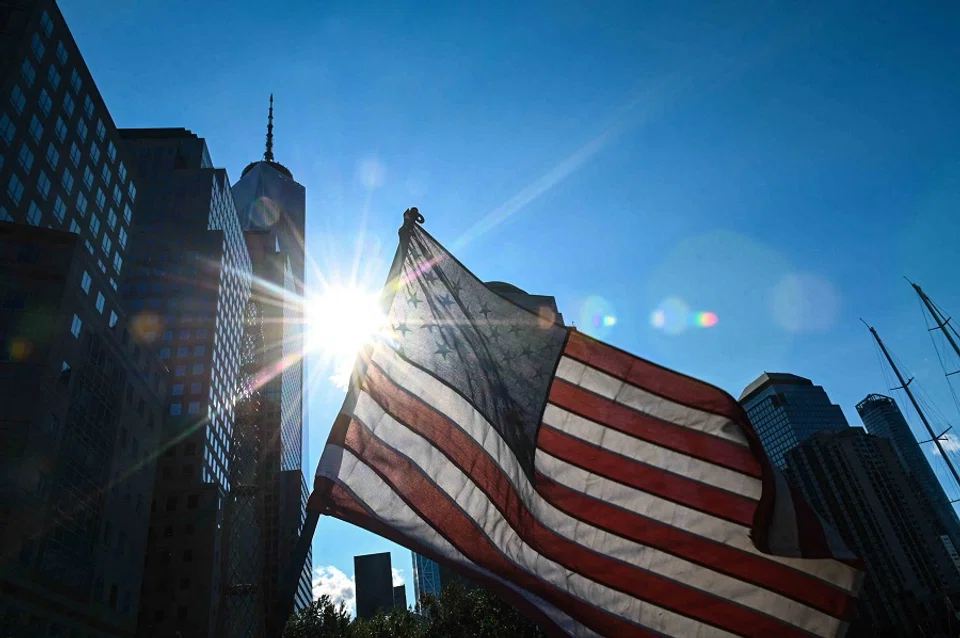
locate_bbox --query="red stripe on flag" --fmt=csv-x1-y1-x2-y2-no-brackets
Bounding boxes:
312,476,571,638
346,406,806,636
536,472,857,620
549,379,763,478
538,425,757,527
565,332,746,422
338,420,658,637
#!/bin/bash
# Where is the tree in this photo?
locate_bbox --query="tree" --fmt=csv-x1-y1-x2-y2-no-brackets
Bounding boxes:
283,582,545,638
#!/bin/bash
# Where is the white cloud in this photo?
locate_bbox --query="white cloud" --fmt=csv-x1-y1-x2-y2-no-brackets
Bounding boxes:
933,434,960,456
312,565,356,614
392,567,404,587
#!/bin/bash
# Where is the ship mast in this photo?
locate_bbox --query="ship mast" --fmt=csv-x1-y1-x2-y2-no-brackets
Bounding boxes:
909,279,960,378
862,319,960,490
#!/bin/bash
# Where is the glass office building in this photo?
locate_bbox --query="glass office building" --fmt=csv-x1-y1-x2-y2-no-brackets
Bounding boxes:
0,3,165,636
119,128,253,636
739,372,850,468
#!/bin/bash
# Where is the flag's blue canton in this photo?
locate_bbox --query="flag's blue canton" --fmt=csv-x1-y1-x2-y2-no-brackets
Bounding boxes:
386,228,567,479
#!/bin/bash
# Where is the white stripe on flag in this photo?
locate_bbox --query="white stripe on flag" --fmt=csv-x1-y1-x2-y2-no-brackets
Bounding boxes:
349,391,842,638
536,451,862,593
542,404,763,500
318,444,603,638
373,347,861,592
555,357,750,446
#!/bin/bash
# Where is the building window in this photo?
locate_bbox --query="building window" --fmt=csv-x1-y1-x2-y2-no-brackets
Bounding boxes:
27,115,43,143
109,310,118,327
193,345,205,356
69,219,80,233
89,214,100,236
10,85,26,114
76,191,87,216
123,203,132,223
107,141,116,162
101,234,111,254
96,119,106,140
175,366,186,377
37,171,51,199
128,182,136,201
40,10,54,36
69,142,81,166
112,184,122,204
95,189,106,209
18,144,34,173
83,166,94,189
172,383,184,395
7,173,24,204
95,291,105,314
21,59,36,87
31,33,45,59
54,116,67,142
61,168,74,193
192,364,203,375
38,89,52,116
0,113,14,144
177,346,188,357
56,41,68,65
190,382,201,394
46,142,59,168
113,252,122,273
118,227,127,248
89,142,100,165
71,314,82,338
106,208,117,230
170,403,182,416
71,70,81,93
77,118,88,141
26,201,41,226
188,402,201,415
53,196,66,222
63,92,75,117
47,65,60,90
118,162,127,183
81,271,91,293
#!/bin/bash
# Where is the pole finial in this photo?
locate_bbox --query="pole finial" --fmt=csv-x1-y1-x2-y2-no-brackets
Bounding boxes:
401,207,425,235
265,94,275,162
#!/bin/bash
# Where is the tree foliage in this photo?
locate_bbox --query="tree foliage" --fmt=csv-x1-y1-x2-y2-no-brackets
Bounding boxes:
283,582,545,638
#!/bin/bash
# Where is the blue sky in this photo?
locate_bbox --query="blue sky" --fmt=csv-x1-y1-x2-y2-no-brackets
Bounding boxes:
62,0,960,612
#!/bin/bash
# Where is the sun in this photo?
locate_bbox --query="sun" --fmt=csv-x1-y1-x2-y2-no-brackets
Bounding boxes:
303,284,388,387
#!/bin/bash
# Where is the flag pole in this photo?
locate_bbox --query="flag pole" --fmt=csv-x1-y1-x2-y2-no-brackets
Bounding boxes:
278,207,423,624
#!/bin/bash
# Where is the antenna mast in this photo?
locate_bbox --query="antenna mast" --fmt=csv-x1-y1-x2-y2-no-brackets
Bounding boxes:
862,319,960,489
909,279,960,377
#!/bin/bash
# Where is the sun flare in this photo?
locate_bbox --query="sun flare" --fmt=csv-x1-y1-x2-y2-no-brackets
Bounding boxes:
304,284,388,388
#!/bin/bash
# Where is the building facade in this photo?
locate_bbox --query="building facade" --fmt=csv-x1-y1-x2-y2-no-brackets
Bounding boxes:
233,103,312,633
785,429,960,634
0,3,163,635
739,372,850,468
118,128,253,637
857,393,960,548
0,224,165,637
354,552,395,620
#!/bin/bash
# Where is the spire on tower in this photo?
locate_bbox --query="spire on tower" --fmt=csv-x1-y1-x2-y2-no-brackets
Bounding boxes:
264,94,275,162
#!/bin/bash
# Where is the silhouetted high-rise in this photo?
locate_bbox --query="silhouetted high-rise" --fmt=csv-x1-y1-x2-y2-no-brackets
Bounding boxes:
739,372,849,467
0,3,165,636
857,393,960,548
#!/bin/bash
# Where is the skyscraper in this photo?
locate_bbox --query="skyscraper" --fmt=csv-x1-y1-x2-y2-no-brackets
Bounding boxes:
739,372,849,468
233,99,312,633
857,393,960,547
354,552,395,620
119,128,253,636
785,429,960,633
0,3,164,635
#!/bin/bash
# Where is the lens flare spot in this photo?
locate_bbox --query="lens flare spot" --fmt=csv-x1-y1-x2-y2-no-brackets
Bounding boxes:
578,296,616,339
696,311,719,328
650,297,690,335
9,338,32,361
130,312,163,343
249,196,280,229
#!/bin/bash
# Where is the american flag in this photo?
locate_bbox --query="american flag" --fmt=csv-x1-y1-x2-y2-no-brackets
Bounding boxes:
310,217,862,637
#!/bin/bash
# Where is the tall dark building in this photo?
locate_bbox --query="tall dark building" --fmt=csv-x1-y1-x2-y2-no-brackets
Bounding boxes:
0,3,166,636
234,101,312,633
739,372,849,468
354,552,395,620
410,281,564,603
857,394,960,550
785,429,960,634
119,128,253,637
